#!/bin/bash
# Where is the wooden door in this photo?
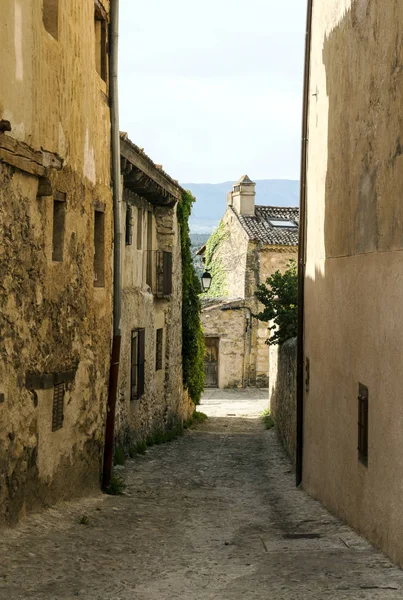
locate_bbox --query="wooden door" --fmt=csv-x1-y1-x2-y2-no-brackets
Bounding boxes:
204,338,219,388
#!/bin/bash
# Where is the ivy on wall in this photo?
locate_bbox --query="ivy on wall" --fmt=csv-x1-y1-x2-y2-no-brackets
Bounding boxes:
177,191,205,405
203,221,229,297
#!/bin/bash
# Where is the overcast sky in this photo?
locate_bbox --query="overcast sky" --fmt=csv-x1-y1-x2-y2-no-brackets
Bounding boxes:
119,1,307,183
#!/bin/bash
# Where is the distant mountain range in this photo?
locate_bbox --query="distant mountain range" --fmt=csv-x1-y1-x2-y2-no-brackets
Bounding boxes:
181,179,300,233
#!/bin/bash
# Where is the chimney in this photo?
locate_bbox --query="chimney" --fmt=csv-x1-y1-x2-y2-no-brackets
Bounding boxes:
230,175,256,216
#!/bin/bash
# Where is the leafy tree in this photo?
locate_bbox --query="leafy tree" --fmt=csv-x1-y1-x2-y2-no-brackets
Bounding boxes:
254,259,297,346
177,190,205,404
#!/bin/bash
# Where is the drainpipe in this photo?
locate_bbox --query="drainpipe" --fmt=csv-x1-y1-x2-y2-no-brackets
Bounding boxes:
102,0,122,491
296,0,314,487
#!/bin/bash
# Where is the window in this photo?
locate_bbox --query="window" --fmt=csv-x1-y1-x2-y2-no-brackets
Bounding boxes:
358,383,369,465
94,210,105,287
156,328,163,371
52,192,66,262
125,205,132,245
146,211,153,287
94,2,108,82
43,0,59,39
268,219,297,228
137,207,143,249
52,383,65,431
131,329,145,400
155,251,173,297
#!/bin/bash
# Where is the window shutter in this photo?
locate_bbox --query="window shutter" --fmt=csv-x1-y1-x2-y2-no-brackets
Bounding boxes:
138,329,145,398
131,331,138,401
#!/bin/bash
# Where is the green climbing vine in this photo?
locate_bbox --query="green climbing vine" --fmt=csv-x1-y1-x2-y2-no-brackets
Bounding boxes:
203,221,229,297
177,190,205,405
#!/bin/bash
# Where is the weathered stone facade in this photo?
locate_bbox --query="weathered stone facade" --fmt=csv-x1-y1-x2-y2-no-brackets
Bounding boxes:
199,177,298,389
114,137,191,452
269,338,297,463
0,0,113,523
303,0,403,567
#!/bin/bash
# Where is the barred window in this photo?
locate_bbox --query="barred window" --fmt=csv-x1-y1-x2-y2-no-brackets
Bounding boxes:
52,383,65,431
125,205,133,245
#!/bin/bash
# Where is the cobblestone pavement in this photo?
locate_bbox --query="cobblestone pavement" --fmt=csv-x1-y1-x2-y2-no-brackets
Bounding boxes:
1,389,403,599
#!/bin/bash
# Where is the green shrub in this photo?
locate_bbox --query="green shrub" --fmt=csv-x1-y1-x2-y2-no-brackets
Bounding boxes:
113,447,125,466
254,259,297,346
262,409,275,430
105,473,126,496
178,191,205,404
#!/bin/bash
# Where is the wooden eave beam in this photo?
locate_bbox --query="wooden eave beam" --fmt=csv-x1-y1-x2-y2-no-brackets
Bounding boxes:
0,134,63,178
120,139,181,204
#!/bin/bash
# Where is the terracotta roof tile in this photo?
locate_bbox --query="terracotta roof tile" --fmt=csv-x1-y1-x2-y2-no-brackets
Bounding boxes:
234,205,299,246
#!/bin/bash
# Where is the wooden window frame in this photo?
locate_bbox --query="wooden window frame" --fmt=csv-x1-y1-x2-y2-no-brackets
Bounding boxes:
131,329,145,400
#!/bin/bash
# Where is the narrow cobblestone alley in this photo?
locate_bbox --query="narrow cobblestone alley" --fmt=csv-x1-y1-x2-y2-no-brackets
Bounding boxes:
1,389,403,600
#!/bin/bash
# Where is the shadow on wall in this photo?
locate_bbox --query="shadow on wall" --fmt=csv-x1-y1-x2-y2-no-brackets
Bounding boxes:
269,338,297,465
302,0,403,566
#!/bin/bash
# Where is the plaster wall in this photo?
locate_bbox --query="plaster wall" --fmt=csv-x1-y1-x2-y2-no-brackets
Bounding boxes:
0,1,112,523
115,189,187,450
304,0,403,566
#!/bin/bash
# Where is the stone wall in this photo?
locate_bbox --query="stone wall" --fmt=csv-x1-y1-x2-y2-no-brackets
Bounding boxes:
270,338,297,464
201,300,250,388
0,1,113,523
115,187,187,451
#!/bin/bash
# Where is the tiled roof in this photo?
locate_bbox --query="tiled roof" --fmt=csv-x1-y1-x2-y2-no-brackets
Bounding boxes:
234,205,299,246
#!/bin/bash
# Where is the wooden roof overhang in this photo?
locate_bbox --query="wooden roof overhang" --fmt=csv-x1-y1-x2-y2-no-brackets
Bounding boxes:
120,137,182,208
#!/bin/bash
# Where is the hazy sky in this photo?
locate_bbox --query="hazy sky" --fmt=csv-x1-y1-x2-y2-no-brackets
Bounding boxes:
119,1,307,183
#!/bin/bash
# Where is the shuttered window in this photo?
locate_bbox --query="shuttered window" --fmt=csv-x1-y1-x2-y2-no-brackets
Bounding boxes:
358,383,368,465
131,329,145,400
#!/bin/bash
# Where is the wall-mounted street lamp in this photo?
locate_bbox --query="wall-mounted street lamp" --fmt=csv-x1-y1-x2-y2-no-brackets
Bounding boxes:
201,269,212,292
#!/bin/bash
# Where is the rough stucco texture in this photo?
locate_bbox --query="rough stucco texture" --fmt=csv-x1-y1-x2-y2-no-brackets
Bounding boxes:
0,1,112,523
304,0,403,567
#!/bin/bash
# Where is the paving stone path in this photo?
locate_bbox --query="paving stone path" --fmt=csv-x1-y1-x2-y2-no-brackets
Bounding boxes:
1,388,403,599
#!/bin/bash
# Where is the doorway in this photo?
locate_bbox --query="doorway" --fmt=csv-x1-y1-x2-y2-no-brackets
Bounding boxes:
204,337,219,388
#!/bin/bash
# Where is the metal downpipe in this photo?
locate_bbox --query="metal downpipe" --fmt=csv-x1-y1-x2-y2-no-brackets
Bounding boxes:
102,0,122,491
296,0,314,487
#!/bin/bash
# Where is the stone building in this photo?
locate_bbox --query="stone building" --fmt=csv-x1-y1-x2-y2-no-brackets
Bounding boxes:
0,0,113,523
300,0,403,566
199,176,298,388
114,135,192,451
